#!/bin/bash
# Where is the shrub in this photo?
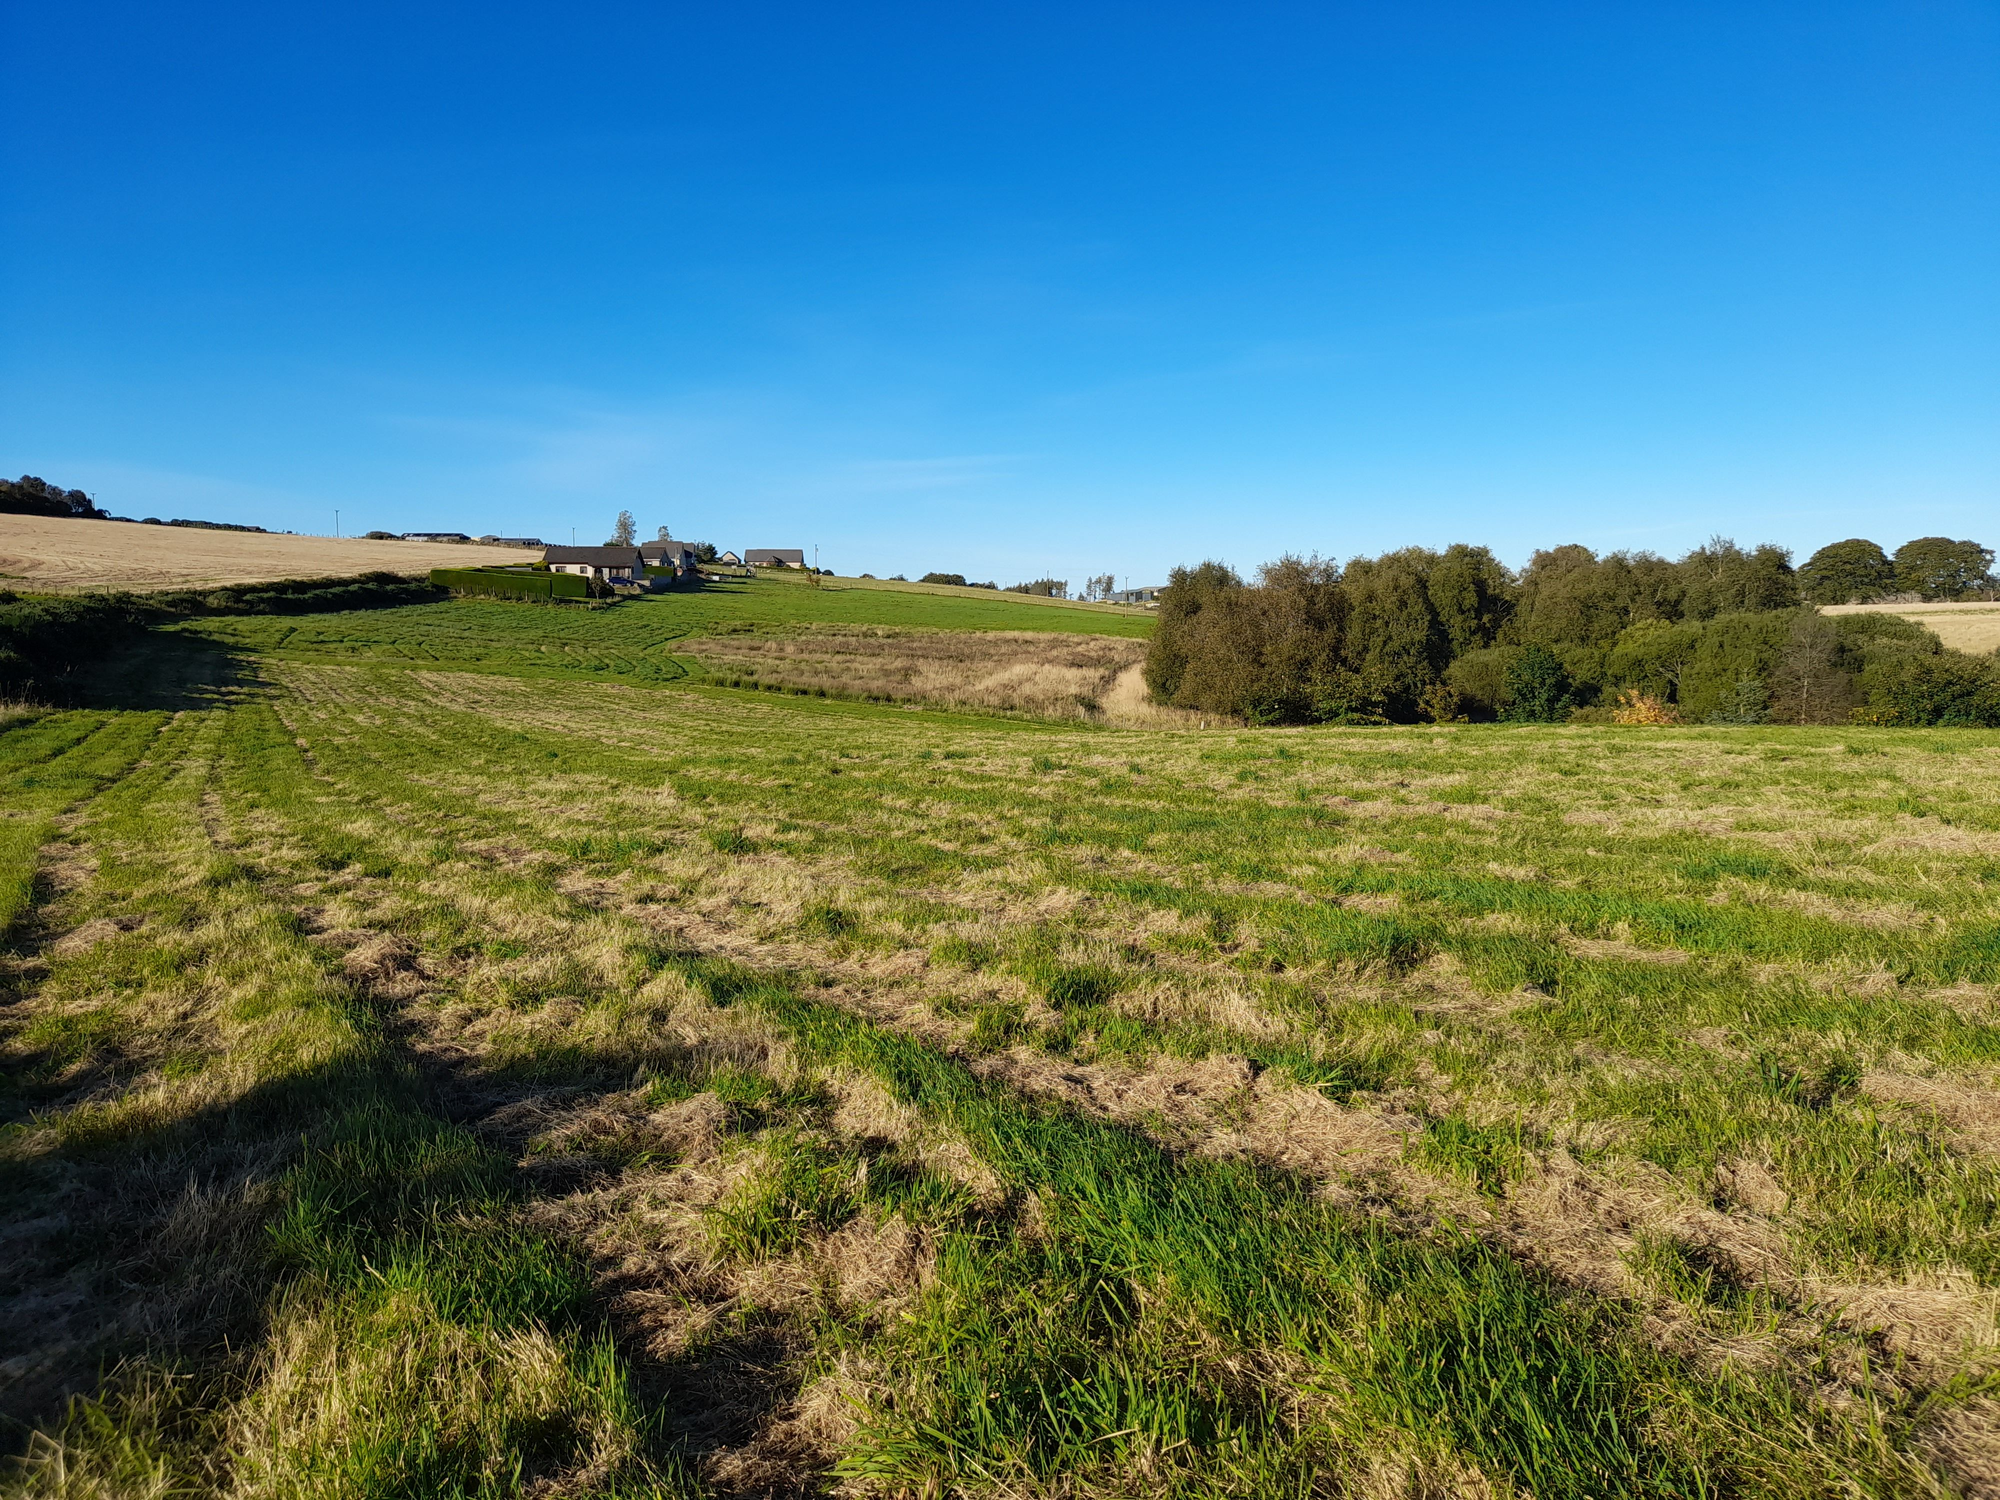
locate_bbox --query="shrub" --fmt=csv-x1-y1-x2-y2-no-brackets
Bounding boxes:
1418,683,1467,723
1500,645,1575,722
1674,611,1793,721
154,573,442,615
1609,689,1679,725
0,593,148,695
920,572,968,587
1444,647,1515,720
1858,647,2000,726
430,568,592,602
1143,561,1242,707
1706,677,1770,725
1155,557,1349,723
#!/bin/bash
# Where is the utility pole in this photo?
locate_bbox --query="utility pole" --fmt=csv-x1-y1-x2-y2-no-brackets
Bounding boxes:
334,510,340,538
571,527,577,545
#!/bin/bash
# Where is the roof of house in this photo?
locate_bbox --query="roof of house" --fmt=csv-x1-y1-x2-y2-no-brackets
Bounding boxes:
745,548,806,566
639,541,694,562
542,545,644,567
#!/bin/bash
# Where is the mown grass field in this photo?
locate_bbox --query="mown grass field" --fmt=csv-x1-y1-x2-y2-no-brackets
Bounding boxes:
187,576,1150,688
3,586,1999,1498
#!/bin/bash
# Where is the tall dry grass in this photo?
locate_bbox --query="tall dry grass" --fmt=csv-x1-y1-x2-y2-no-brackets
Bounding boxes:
682,626,1147,720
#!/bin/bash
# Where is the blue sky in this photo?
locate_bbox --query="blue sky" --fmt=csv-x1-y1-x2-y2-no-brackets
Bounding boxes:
4,3,1995,585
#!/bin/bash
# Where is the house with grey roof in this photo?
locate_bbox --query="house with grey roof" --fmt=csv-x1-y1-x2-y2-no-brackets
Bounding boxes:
745,548,806,568
640,541,697,575
542,545,647,584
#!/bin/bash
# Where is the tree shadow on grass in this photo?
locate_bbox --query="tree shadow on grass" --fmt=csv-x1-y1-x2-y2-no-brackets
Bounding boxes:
69,631,250,713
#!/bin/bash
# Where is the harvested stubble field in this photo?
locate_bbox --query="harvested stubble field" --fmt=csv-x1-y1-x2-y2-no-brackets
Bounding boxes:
1823,602,2000,658
4,586,2000,1499
0,514,533,592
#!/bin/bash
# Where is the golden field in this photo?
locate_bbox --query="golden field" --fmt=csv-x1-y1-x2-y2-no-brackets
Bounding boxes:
1822,600,2000,655
0,515,535,592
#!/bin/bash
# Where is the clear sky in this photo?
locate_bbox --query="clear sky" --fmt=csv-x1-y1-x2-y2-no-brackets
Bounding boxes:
4,3,1995,585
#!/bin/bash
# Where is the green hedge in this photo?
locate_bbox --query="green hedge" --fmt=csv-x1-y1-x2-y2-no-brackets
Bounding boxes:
430,568,591,601
0,574,450,697
0,594,150,695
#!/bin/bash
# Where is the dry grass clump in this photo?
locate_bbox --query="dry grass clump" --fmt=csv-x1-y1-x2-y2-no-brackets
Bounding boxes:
683,625,1146,720
222,1298,651,1498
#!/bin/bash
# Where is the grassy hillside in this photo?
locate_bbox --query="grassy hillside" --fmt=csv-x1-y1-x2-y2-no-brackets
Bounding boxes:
3,597,2000,1496
184,575,1151,686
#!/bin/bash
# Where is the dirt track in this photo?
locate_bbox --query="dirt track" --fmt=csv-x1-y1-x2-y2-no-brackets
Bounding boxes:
0,515,537,592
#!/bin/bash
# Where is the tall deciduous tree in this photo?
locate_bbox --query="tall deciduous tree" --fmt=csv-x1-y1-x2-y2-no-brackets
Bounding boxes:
1798,539,1893,604
606,510,636,546
1893,537,1995,601
1677,538,1798,619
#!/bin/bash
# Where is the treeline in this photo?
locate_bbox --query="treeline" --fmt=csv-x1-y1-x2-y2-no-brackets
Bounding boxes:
1146,537,2000,728
2,472,277,530
1,475,105,519
0,574,442,698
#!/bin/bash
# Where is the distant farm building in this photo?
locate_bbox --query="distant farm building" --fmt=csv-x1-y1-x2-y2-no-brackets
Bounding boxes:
403,531,472,543
480,535,544,547
1110,585,1167,605
745,549,806,568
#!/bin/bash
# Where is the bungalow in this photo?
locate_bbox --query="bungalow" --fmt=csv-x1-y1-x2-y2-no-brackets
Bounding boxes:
639,540,697,575
542,544,646,584
1110,584,1167,606
745,548,806,568
403,531,472,543
716,550,742,566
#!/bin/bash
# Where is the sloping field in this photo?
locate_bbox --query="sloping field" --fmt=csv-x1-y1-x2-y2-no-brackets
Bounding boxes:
1823,600,2000,655
630,626,1147,720
4,594,2000,1496
0,514,534,591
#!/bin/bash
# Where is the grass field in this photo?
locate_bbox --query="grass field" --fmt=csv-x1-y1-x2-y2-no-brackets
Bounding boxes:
186,577,1150,688
3,586,2000,1498
0,515,536,592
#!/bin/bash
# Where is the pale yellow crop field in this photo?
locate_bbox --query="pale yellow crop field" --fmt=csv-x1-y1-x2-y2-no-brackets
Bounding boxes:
1822,599,2000,655
0,515,537,592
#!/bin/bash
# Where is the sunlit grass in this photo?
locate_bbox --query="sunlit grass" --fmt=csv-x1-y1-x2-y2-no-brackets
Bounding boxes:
4,612,1999,1496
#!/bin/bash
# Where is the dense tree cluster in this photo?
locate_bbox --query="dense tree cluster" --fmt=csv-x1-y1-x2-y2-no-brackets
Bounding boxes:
0,475,105,519
1147,536,2000,728
1798,536,1995,604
